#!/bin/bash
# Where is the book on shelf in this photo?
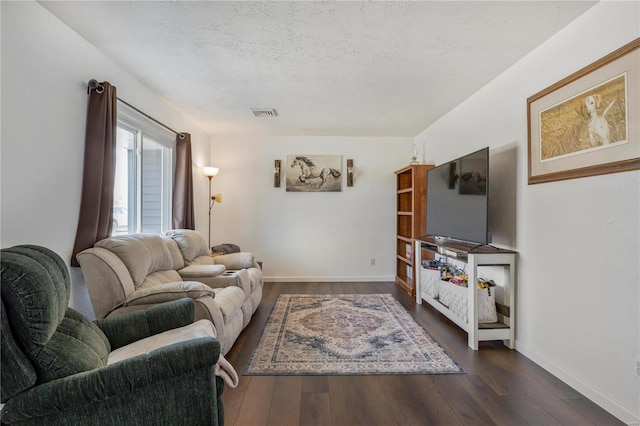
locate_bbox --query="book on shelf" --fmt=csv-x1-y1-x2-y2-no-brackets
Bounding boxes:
405,243,412,259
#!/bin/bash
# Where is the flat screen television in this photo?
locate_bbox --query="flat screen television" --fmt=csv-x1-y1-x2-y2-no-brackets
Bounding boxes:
425,147,490,245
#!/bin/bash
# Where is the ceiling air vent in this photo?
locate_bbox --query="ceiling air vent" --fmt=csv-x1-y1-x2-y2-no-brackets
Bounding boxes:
251,108,278,117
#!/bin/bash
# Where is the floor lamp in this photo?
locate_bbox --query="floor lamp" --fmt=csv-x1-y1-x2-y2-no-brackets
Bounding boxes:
202,166,221,251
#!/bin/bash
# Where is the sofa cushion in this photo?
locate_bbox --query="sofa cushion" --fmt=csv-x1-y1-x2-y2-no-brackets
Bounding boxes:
139,270,184,289
123,282,215,307
211,287,245,323
1,246,111,384
1,247,70,350
247,268,263,293
163,238,186,270
164,230,210,264
31,308,110,383
191,255,217,265
95,235,173,288
1,300,37,402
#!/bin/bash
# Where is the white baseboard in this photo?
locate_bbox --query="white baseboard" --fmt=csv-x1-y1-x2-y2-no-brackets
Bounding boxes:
263,275,395,283
516,340,639,425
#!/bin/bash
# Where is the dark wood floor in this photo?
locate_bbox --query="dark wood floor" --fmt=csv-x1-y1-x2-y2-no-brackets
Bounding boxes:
221,282,622,426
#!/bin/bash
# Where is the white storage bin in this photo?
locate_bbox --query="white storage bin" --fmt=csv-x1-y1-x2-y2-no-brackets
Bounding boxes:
438,280,497,324
438,280,466,321
420,267,441,299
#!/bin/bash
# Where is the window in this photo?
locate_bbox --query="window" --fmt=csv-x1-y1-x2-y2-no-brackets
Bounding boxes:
113,102,175,235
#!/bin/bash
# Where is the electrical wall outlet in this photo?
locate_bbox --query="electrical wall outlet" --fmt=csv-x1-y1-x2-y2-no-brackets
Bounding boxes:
636,360,640,377
370,258,376,267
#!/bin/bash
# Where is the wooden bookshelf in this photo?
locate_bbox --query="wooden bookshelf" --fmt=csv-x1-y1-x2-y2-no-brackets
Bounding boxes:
394,164,433,295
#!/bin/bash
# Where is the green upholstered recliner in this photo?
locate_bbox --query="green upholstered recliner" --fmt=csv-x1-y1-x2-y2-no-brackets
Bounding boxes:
1,245,224,425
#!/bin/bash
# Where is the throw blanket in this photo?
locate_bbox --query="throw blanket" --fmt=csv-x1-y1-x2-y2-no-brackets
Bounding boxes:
215,354,239,388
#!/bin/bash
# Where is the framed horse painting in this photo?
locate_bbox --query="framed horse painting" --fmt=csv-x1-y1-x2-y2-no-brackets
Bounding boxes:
286,155,343,192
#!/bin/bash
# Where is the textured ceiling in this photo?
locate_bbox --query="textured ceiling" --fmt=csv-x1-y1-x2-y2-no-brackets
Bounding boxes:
40,1,596,137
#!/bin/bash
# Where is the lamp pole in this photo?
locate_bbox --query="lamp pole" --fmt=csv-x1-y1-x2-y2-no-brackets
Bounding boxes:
202,166,219,252
207,175,213,250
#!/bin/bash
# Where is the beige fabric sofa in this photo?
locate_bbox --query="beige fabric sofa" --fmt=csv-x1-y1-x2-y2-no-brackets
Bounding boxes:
76,229,263,355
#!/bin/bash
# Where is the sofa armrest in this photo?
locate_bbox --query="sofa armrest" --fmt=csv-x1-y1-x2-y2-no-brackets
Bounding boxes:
212,252,258,270
0,337,220,425
95,298,195,349
178,263,226,278
76,247,136,319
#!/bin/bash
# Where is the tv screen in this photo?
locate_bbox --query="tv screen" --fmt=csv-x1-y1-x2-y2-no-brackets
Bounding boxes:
425,147,490,245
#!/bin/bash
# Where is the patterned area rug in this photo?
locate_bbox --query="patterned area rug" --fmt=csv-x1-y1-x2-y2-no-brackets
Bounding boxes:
245,294,463,376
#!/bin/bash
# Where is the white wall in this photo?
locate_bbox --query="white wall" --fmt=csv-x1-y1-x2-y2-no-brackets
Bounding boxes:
208,136,411,281
0,1,212,317
415,2,640,423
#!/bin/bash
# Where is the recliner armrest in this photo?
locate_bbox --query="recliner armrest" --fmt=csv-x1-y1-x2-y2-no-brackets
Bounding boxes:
95,298,195,350
0,337,220,424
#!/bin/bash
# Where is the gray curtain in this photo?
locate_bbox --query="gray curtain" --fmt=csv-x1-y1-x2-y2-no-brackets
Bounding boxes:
172,133,195,230
71,82,117,266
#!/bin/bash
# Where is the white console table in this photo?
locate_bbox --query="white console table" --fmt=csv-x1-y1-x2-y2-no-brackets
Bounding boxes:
415,236,517,350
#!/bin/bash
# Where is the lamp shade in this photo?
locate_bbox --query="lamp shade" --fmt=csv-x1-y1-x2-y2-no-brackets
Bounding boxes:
212,193,222,203
202,166,219,178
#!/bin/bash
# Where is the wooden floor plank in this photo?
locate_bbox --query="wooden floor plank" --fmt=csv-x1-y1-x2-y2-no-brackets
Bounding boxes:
327,375,398,426
232,376,277,426
498,394,562,425
430,375,497,425
383,374,464,425
456,374,529,425
267,376,302,426
299,392,332,426
301,375,329,393
220,375,249,426
519,379,597,426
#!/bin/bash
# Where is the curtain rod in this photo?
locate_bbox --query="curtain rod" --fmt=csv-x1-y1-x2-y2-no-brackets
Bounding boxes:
88,79,185,139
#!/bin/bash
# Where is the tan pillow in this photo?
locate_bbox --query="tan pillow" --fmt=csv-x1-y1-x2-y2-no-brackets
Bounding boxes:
123,282,215,306
95,234,173,287
212,252,256,270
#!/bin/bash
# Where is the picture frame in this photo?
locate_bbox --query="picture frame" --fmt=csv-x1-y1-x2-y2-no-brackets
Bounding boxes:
527,38,640,185
286,154,343,192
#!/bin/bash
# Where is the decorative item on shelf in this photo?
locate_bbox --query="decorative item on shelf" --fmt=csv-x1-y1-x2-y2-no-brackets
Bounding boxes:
346,159,354,186
202,166,220,251
274,160,281,187
410,143,420,165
